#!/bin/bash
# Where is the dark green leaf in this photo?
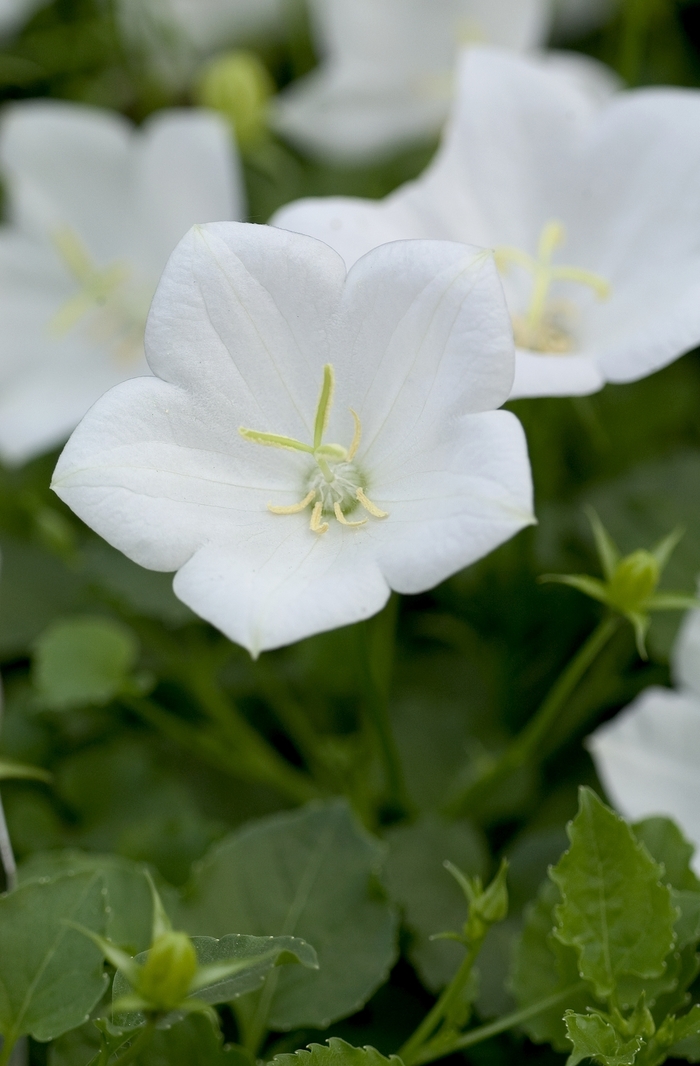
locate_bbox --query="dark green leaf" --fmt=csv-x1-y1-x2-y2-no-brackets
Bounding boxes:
33,616,139,709
633,819,700,892
271,1038,403,1066
179,801,398,1031
551,789,677,999
564,1011,644,1066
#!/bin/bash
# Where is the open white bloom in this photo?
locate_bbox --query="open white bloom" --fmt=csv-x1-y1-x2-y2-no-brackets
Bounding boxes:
0,0,43,36
272,0,552,162
52,223,534,656
0,100,243,464
588,609,700,872
274,47,700,399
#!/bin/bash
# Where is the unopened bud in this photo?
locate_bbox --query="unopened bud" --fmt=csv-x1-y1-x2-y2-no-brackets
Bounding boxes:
196,51,274,148
139,932,197,1010
465,860,508,940
608,550,659,613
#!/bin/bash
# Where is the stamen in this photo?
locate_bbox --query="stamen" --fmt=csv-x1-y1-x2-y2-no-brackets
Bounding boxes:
334,502,367,527
356,488,389,519
347,409,362,461
310,502,329,535
268,490,316,515
239,428,313,454
313,364,335,450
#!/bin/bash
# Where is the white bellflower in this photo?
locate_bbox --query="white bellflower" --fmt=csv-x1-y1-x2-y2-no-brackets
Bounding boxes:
52,223,534,656
0,101,243,463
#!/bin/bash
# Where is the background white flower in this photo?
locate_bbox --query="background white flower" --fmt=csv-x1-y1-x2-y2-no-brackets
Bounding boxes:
52,223,534,656
271,0,552,162
588,608,700,872
274,47,700,401
0,0,44,37
0,100,244,465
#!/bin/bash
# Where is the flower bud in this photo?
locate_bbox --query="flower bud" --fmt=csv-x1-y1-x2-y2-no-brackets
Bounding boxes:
196,51,274,148
138,931,198,1010
608,550,660,613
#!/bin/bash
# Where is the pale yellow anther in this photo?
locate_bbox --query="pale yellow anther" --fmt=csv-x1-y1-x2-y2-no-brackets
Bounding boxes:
334,502,367,527
356,489,388,519
268,490,316,515
347,409,362,461
49,228,131,337
495,220,610,354
310,501,329,535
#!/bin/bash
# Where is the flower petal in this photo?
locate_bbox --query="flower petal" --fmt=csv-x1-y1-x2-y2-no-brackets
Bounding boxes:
588,688,700,868
673,608,700,699
510,349,604,399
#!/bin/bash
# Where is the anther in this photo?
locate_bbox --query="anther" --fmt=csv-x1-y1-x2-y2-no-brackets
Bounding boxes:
347,409,362,461
268,490,316,515
356,488,389,519
334,502,367,527
310,502,329,535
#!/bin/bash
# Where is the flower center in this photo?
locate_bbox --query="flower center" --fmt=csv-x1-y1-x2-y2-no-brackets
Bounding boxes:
48,227,153,363
494,221,611,354
239,364,389,536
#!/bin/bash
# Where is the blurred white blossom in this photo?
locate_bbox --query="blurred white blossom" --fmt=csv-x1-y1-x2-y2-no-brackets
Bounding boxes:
272,0,552,162
588,608,700,872
0,101,243,464
274,47,700,399
52,223,534,656
0,0,43,36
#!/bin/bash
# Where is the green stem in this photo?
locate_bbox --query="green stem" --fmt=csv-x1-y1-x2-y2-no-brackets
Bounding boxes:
109,1023,155,1066
400,938,483,1064
443,616,619,819
122,695,318,805
254,667,334,788
408,984,585,1066
0,1033,15,1066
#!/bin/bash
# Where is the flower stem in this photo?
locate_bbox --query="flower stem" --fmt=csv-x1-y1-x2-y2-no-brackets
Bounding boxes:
443,616,620,819
400,937,483,1064
405,984,586,1066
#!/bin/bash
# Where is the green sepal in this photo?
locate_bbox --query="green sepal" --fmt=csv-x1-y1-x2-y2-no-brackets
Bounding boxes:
64,921,142,987
586,507,621,580
0,759,52,784
539,574,610,604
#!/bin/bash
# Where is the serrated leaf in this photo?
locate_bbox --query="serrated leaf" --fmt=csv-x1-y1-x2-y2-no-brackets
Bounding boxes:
32,616,139,709
633,819,700,892
179,801,397,1032
383,815,488,991
551,789,677,999
271,1037,403,1066
0,872,108,1046
564,1011,644,1066
510,879,594,1051
672,891,700,951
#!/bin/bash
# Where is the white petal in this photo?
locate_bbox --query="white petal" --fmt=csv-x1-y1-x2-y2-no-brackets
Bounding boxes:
0,0,43,34
0,101,135,260
673,608,700,699
510,349,605,399
134,109,245,275
334,239,515,469
368,409,534,593
144,222,347,437
588,688,700,866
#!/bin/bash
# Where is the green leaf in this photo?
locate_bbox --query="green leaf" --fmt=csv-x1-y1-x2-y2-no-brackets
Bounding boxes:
670,1006,700,1063
271,1038,403,1066
564,1011,644,1066
633,818,700,891
510,879,594,1051
32,616,140,709
0,872,108,1046
383,815,488,991
179,801,398,1031
672,892,700,951
18,850,157,953
551,789,677,1000
112,934,318,1030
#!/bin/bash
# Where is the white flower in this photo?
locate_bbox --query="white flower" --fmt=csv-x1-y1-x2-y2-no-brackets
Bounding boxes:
588,609,700,871
0,100,244,464
274,46,700,400
52,223,534,656
0,0,43,37
116,0,284,90
272,0,552,162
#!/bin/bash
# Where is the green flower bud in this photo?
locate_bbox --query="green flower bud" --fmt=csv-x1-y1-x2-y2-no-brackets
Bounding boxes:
608,550,660,613
196,51,275,148
138,931,198,1010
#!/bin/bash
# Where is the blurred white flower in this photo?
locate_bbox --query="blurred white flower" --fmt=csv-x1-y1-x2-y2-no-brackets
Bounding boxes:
272,0,552,162
52,223,534,656
0,0,44,37
274,47,700,399
588,608,700,871
116,0,284,90
0,100,244,465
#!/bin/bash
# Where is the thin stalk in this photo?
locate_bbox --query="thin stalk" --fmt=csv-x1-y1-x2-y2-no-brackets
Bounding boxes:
444,616,619,818
408,984,586,1066
122,695,318,805
0,676,16,893
400,939,483,1064
254,667,332,786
